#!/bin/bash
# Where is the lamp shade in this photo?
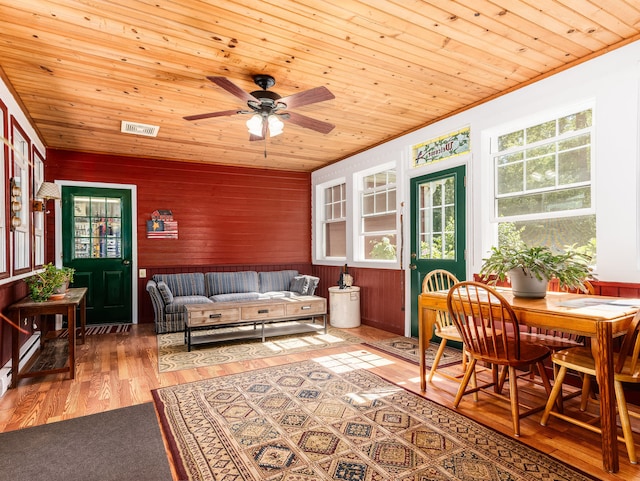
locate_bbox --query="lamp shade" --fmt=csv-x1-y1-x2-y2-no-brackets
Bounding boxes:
36,182,61,200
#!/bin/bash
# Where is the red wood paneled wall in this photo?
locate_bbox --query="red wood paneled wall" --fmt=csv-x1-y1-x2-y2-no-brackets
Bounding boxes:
44,150,314,326
46,150,312,267
312,265,405,335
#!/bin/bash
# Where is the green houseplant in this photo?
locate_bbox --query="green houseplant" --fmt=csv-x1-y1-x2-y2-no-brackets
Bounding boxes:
24,263,75,302
479,245,593,298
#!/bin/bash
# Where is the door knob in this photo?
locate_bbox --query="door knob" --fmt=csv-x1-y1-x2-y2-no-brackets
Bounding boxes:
122,259,131,265
409,264,417,270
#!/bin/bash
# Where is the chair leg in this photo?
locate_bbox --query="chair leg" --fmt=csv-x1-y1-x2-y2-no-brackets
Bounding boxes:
454,358,477,408
428,339,448,382
540,365,568,426
580,374,592,411
508,366,520,437
614,380,637,464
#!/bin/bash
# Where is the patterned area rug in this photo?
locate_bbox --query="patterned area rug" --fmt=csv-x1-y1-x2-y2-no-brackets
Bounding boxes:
157,323,364,372
58,323,132,338
363,336,464,367
153,360,597,480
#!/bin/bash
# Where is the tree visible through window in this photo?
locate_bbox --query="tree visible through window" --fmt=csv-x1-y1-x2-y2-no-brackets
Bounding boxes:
362,169,397,260
493,108,596,260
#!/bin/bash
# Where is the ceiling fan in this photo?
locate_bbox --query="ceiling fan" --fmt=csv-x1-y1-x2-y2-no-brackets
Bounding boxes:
184,75,335,141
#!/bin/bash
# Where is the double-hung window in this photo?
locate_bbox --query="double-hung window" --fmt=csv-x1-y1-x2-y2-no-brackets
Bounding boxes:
360,168,397,260
492,107,595,259
33,148,45,267
322,182,346,258
12,121,30,273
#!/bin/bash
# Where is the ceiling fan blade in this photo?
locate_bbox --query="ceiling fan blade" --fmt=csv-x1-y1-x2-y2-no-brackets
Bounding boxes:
278,86,335,109
183,109,241,121
207,76,257,103
282,111,335,134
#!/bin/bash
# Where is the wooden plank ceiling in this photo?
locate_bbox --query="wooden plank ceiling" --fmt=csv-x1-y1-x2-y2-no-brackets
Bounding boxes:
1,0,639,172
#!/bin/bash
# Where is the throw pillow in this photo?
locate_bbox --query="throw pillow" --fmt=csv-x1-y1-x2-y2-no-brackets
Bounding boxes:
157,281,174,304
305,276,320,295
290,275,310,295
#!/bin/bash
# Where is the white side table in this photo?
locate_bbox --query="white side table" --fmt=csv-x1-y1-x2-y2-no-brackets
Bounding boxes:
328,286,361,328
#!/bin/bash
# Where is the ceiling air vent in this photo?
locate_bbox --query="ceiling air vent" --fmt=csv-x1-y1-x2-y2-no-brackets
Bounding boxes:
120,121,159,137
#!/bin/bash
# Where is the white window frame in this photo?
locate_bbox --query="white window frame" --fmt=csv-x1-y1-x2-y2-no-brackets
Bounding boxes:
318,179,347,261
356,163,397,262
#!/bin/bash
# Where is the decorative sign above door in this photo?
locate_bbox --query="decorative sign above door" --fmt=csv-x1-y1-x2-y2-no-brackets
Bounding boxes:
412,126,470,167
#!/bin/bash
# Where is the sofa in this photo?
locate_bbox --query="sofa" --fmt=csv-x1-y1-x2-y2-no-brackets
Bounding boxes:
146,270,320,333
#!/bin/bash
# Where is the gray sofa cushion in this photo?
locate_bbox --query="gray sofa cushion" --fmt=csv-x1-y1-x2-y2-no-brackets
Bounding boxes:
206,271,259,296
165,296,212,314
153,273,206,296
210,292,261,303
259,270,298,293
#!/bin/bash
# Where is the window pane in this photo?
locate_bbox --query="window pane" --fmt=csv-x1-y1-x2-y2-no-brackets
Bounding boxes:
365,234,396,260
558,146,590,184
498,130,524,151
363,213,395,233
325,221,346,257
419,176,456,260
362,193,374,215
499,215,596,262
497,162,523,195
526,120,556,143
498,186,591,216
526,155,556,190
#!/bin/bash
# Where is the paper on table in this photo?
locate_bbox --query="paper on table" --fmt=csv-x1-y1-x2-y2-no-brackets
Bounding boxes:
608,299,640,307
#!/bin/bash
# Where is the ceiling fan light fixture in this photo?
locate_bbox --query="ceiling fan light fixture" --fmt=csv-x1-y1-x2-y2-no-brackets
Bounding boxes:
268,115,284,137
246,114,263,136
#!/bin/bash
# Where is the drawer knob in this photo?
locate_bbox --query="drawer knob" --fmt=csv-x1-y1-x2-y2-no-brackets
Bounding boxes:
209,313,222,319
301,305,311,310
258,309,269,314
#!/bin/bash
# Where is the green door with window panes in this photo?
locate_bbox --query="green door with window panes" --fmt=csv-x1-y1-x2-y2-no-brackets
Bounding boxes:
62,186,132,325
409,166,466,338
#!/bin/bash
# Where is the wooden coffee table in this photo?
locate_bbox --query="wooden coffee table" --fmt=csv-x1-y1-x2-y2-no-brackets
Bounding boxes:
183,295,327,351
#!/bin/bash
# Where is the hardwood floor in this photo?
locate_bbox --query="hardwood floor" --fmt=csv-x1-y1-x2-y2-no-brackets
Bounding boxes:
0,323,638,480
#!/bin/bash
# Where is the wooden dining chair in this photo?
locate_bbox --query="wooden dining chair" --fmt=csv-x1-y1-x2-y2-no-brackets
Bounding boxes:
422,269,468,382
518,281,595,398
540,310,640,464
447,281,553,437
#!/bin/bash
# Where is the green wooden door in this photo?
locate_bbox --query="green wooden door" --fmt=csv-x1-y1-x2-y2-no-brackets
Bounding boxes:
62,186,132,324
409,166,466,337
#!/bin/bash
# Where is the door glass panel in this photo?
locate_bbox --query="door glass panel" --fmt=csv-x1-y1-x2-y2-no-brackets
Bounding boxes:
73,196,122,258
418,176,456,260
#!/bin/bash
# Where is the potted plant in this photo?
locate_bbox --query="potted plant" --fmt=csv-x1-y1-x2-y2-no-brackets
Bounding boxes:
479,245,593,298
24,263,75,302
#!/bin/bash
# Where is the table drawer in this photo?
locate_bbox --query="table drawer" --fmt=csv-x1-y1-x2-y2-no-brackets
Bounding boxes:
242,304,285,320
285,299,326,317
188,307,240,327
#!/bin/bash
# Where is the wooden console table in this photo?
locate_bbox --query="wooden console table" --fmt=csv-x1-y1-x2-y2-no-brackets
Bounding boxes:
8,287,87,388
184,296,327,351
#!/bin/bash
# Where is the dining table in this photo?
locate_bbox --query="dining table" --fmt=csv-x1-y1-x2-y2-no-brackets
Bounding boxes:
418,287,640,473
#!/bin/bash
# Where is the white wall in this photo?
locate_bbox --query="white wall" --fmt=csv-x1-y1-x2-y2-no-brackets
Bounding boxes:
313,40,640,287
